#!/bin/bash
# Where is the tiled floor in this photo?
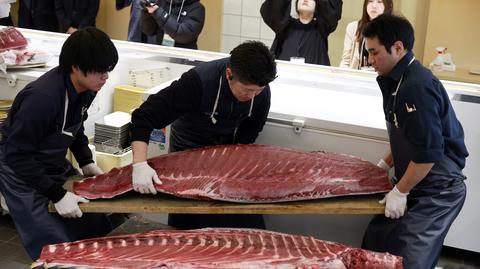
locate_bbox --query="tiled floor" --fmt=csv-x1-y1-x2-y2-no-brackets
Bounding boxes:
0,213,479,269
437,247,480,269
0,215,31,269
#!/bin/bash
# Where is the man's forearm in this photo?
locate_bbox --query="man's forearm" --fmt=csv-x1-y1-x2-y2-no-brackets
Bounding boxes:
396,161,434,193
132,140,149,164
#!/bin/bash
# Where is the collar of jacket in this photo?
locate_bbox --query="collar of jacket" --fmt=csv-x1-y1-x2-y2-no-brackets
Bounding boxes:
385,50,415,82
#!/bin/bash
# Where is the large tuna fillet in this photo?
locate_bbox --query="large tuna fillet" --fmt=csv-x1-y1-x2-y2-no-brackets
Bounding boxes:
0,27,28,52
74,144,392,201
36,228,403,268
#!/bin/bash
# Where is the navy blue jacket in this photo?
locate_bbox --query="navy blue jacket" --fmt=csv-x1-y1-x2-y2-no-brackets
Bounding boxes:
378,51,468,173
261,0,342,65
0,67,95,202
54,0,99,32
131,58,271,150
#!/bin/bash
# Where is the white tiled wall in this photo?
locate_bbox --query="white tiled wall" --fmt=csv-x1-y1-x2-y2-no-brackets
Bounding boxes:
221,0,277,53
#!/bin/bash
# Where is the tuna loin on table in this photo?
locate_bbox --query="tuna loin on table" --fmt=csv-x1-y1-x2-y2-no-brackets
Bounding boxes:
0,27,27,52
74,144,392,202
36,228,403,269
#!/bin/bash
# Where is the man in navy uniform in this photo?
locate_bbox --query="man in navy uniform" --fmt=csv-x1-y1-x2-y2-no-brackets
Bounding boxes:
130,41,277,229
361,14,468,269
0,27,118,260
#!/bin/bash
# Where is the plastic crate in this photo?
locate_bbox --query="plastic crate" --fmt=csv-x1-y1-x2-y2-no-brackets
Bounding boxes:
96,150,132,173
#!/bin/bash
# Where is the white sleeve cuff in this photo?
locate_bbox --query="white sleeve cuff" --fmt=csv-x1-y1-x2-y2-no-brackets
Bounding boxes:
377,159,391,171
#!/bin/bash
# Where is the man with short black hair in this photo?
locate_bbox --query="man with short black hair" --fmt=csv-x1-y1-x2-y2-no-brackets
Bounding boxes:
0,27,118,260
130,40,277,229
361,14,468,269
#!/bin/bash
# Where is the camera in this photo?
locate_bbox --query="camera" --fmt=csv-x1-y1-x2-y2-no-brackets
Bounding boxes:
140,0,159,8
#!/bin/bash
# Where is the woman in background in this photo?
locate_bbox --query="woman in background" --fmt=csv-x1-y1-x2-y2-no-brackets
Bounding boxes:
261,0,342,66
339,0,393,69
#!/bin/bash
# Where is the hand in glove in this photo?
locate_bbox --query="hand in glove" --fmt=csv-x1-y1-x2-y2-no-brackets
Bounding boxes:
0,192,9,214
54,192,89,218
380,186,408,219
132,161,162,194
81,163,104,176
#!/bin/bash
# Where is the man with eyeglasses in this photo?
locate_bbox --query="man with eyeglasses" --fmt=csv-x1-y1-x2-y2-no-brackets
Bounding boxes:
0,27,118,260
130,41,277,229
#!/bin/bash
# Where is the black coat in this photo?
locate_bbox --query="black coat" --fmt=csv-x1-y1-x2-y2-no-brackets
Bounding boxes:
131,58,271,151
54,0,100,32
261,0,342,65
140,0,205,49
0,67,95,201
18,0,58,32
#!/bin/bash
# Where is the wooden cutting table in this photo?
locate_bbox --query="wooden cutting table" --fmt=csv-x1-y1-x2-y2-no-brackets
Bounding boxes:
48,176,385,215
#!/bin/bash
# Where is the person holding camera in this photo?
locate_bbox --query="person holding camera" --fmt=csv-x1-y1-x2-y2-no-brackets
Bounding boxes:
116,0,156,44
130,41,277,229
261,0,342,66
140,0,205,49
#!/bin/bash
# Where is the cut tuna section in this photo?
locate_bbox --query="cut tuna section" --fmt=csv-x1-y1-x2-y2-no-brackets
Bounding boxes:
36,228,403,269
74,144,392,201
0,27,28,52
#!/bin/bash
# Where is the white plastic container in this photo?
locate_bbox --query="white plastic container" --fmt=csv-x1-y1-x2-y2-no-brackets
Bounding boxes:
96,150,133,173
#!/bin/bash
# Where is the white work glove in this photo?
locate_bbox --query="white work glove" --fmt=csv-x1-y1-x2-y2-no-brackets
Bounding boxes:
380,186,408,219
81,163,104,176
0,192,9,215
377,159,391,171
132,161,162,194
54,192,89,218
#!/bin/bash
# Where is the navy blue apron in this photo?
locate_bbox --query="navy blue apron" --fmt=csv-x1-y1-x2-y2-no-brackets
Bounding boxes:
0,91,112,260
362,73,467,269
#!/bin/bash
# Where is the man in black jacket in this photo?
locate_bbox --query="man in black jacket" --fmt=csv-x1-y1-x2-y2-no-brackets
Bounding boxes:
261,0,342,66
55,0,100,34
0,27,118,260
140,0,205,49
130,41,277,229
